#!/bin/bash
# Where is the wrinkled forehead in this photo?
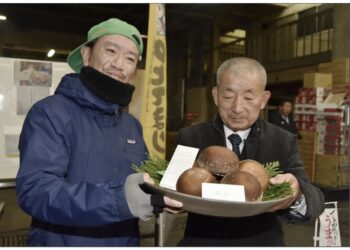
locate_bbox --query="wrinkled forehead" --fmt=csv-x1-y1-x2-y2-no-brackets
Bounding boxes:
219,69,265,90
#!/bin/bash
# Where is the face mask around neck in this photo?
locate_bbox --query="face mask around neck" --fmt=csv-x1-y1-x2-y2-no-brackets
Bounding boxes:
79,66,135,106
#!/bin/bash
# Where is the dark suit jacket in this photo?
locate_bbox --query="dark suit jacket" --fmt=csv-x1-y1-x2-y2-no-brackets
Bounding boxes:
268,110,300,138
176,115,324,246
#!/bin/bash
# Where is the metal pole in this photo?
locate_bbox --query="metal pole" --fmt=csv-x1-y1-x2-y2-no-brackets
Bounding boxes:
154,213,164,246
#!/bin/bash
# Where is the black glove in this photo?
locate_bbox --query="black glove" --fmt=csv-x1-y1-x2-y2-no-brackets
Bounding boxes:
125,173,165,221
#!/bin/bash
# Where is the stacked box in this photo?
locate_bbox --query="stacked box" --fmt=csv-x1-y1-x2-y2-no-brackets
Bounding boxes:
303,73,332,88
295,73,349,189
295,87,331,105
318,58,349,85
315,154,350,189
318,62,332,74
298,130,317,182
316,91,349,155
314,98,349,188
332,58,349,85
316,114,349,155
332,84,350,94
295,108,317,131
294,87,330,131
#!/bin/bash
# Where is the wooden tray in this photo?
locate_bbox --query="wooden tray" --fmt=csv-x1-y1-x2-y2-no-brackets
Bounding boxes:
145,183,291,217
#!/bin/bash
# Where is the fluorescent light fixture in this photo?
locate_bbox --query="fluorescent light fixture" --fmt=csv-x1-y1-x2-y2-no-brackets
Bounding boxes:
0,15,7,20
47,49,55,57
0,94,3,110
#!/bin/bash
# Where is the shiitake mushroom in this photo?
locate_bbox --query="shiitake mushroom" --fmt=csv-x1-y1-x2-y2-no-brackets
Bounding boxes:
175,145,267,202
197,146,239,177
221,171,262,201
176,162,216,196
238,159,269,192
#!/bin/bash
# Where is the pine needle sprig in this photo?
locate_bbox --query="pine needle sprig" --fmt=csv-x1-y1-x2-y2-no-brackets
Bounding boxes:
264,161,282,178
262,182,293,201
262,161,293,201
132,155,169,185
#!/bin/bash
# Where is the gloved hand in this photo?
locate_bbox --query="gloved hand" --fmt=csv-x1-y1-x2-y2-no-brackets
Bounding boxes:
124,173,165,221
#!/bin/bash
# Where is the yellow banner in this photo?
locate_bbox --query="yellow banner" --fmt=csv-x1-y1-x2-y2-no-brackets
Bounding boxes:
141,4,167,159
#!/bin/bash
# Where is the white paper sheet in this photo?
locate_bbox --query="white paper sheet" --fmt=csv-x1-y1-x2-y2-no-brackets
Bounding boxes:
159,145,199,190
319,207,341,246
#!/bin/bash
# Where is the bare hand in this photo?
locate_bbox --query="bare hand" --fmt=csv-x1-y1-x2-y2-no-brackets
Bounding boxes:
163,196,184,214
267,173,302,212
143,173,155,184
143,173,183,213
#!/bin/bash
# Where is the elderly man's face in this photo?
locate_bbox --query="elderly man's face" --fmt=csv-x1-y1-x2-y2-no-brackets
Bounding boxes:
81,35,139,83
212,70,271,132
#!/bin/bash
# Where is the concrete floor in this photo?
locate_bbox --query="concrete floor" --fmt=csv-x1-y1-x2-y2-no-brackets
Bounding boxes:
1,187,349,246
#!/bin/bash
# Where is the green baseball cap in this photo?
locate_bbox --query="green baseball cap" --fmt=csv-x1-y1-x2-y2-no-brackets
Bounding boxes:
67,18,143,73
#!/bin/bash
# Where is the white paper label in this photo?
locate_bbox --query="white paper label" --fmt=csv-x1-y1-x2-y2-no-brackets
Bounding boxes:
319,207,341,246
159,145,199,190
202,183,246,202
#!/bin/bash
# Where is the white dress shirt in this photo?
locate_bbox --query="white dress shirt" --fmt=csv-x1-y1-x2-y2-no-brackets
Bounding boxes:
223,125,250,153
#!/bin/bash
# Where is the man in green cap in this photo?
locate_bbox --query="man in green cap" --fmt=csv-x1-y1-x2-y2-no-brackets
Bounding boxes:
16,18,182,246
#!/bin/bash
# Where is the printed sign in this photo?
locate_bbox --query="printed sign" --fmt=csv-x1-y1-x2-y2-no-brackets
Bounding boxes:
317,203,341,246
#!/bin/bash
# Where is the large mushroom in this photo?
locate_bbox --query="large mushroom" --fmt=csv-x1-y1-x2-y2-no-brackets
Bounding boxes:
238,159,269,192
221,171,263,201
197,146,239,177
176,162,216,196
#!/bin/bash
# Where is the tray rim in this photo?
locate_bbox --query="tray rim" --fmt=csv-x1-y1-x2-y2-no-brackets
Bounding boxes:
145,182,291,206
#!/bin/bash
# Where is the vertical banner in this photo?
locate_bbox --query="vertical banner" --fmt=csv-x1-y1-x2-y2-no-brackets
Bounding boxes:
141,4,167,159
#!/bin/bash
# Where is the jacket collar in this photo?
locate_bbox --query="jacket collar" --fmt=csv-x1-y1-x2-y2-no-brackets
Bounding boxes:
212,113,262,142
55,73,119,114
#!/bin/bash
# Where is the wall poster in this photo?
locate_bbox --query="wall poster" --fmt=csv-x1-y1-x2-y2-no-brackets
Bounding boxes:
0,57,72,179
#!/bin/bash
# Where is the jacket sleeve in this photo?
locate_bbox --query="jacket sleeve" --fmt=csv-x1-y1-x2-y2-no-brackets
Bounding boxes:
16,105,135,227
267,111,280,126
282,135,325,222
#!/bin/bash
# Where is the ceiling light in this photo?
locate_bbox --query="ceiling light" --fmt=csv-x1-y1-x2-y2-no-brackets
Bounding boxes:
47,49,55,58
0,15,7,21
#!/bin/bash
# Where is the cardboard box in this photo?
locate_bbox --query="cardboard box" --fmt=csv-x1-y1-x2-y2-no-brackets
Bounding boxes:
316,154,349,170
303,73,332,88
299,130,317,141
299,121,316,131
318,62,332,74
315,154,350,188
323,92,347,106
315,167,350,188
298,130,317,181
332,58,349,84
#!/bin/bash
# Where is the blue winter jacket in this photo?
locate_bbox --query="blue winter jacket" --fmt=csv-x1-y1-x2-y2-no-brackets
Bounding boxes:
16,73,148,246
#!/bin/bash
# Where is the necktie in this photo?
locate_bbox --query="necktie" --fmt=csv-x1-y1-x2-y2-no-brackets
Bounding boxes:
228,133,242,157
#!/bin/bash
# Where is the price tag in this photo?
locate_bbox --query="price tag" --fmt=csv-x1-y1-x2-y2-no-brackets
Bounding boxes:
202,183,245,202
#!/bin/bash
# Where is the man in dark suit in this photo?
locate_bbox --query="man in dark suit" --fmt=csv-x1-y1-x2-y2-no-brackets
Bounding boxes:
268,99,302,139
176,57,324,246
